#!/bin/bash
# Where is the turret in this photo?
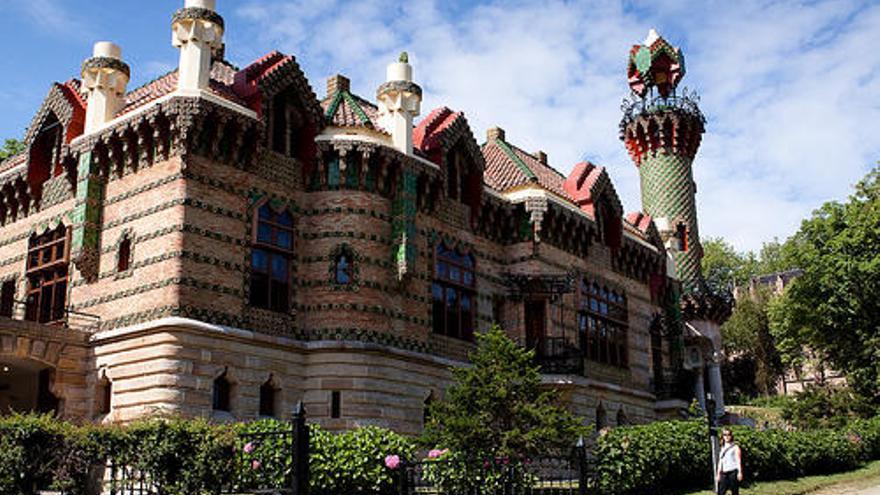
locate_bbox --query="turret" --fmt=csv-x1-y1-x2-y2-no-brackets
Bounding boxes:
172,0,224,93
377,52,422,155
81,42,130,134
620,29,706,283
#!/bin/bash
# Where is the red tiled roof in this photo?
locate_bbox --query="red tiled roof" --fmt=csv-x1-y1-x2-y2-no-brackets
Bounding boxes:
121,61,242,116
414,106,461,152
482,138,573,202
625,211,653,233
0,153,26,175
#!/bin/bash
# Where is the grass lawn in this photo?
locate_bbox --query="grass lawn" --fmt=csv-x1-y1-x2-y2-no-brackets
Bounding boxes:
678,459,880,495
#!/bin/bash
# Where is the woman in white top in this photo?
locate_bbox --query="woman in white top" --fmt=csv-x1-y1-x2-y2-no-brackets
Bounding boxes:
716,428,743,495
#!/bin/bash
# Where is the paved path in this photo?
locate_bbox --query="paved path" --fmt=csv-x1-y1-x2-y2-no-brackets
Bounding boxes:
813,483,880,495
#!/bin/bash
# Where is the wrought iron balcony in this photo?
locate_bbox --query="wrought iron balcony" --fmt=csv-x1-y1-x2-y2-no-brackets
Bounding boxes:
0,300,101,332
534,336,584,376
651,369,696,402
619,88,705,129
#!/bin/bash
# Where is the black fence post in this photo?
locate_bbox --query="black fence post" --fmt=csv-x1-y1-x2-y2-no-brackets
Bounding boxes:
398,460,410,495
292,401,310,495
575,436,588,495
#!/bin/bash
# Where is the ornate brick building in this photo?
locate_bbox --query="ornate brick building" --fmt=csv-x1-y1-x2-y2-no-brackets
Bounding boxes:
0,2,723,432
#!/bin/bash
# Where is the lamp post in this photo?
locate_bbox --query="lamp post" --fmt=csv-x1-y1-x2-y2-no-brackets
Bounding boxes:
706,392,719,493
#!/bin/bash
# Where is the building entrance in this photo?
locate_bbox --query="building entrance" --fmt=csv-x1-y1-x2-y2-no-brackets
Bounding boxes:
0,356,59,414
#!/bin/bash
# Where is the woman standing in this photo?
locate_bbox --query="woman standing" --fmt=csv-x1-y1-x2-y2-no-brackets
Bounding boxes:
716,429,743,495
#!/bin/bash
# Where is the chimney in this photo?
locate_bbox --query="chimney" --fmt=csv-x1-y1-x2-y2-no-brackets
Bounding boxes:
534,150,547,164
81,42,130,134
172,0,225,93
486,126,505,142
377,52,422,155
327,74,350,97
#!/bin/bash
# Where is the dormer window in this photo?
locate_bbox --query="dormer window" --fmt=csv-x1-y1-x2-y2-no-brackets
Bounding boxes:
271,91,312,161
28,113,64,194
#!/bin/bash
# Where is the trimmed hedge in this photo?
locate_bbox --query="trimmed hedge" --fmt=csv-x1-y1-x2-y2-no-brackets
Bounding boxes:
1,413,879,495
594,417,880,494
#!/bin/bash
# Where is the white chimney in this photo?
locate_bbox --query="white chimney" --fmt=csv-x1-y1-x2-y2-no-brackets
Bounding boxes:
172,0,224,93
377,52,422,155
81,41,130,134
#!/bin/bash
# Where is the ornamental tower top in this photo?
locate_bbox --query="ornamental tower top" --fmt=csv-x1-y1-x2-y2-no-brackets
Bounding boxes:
620,29,706,283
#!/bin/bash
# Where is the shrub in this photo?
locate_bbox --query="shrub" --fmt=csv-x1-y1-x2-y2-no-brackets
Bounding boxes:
236,418,416,495
781,385,877,429
0,413,102,495
594,420,710,494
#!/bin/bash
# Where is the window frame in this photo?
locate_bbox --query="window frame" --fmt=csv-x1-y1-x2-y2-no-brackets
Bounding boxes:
25,226,70,325
250,203,294,313
431,243,476,341
578,280,629,368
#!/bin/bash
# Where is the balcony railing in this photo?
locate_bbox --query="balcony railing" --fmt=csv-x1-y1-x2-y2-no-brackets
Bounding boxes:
651,370,696,402
619,88,706,129
0,300,101,332
534,336,584,375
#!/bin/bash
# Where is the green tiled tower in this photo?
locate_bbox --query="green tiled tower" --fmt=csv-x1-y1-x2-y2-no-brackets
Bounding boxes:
620,29,706,283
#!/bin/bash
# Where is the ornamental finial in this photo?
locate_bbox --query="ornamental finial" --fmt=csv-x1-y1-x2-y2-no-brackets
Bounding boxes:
399,51,409,63
627,29,686,98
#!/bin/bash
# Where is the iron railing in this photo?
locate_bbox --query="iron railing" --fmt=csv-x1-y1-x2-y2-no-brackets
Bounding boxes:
394,442,596,495
619,88,705,129
3,299,101,332
534,337,584,376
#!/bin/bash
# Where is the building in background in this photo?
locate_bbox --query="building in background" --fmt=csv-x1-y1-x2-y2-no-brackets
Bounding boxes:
0,1,718,431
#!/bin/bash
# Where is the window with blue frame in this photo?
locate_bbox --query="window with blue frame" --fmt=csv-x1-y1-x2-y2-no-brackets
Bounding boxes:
250,204,294,312
431,243,476,341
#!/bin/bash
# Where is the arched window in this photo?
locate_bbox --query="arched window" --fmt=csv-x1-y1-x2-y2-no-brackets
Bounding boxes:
250,204,294,312
117,236,132,272
213,370,231,412
676,223,688,251
431,244,476,341
259,376,277,417
96,372,112,416
596,403,607,430
578,280,628,367
335,254,351,284
26,224,70,324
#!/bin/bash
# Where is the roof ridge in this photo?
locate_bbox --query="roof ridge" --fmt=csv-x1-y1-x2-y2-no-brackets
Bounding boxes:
340,91,373,127
506,140,566,179
492,138,536,181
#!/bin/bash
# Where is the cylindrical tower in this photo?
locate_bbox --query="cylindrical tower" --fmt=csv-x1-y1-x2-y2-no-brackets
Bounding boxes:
620,29,706,283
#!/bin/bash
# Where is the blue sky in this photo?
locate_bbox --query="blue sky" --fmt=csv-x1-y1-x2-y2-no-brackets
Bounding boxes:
2,0,879,253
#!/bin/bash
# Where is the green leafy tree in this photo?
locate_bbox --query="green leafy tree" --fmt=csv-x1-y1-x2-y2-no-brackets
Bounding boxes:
701,237,757,294
422,326,587,460
0,138,24,161
770,166,880,401
722,287,784,396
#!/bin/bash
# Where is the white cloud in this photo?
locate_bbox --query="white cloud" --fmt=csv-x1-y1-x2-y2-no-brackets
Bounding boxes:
232,0,880,253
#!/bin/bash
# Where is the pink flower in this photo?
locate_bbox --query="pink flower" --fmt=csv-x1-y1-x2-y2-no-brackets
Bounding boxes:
243,442,256,454
251,460,262,470
385,454,401,470
428,449,449,459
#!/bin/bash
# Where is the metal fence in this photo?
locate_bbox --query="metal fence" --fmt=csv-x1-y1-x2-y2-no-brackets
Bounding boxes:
102,404,595,495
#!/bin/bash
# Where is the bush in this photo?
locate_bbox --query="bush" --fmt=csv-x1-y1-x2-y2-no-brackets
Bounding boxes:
781,385,877,429
595,418,878,495
0,413,102,495
594,420,710,494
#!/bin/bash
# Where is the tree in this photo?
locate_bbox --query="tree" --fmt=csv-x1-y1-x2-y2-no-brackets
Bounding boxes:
422,326,587,460
0,139,24,161
701,237,758,294
769,166,880,401
722,287,783,396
